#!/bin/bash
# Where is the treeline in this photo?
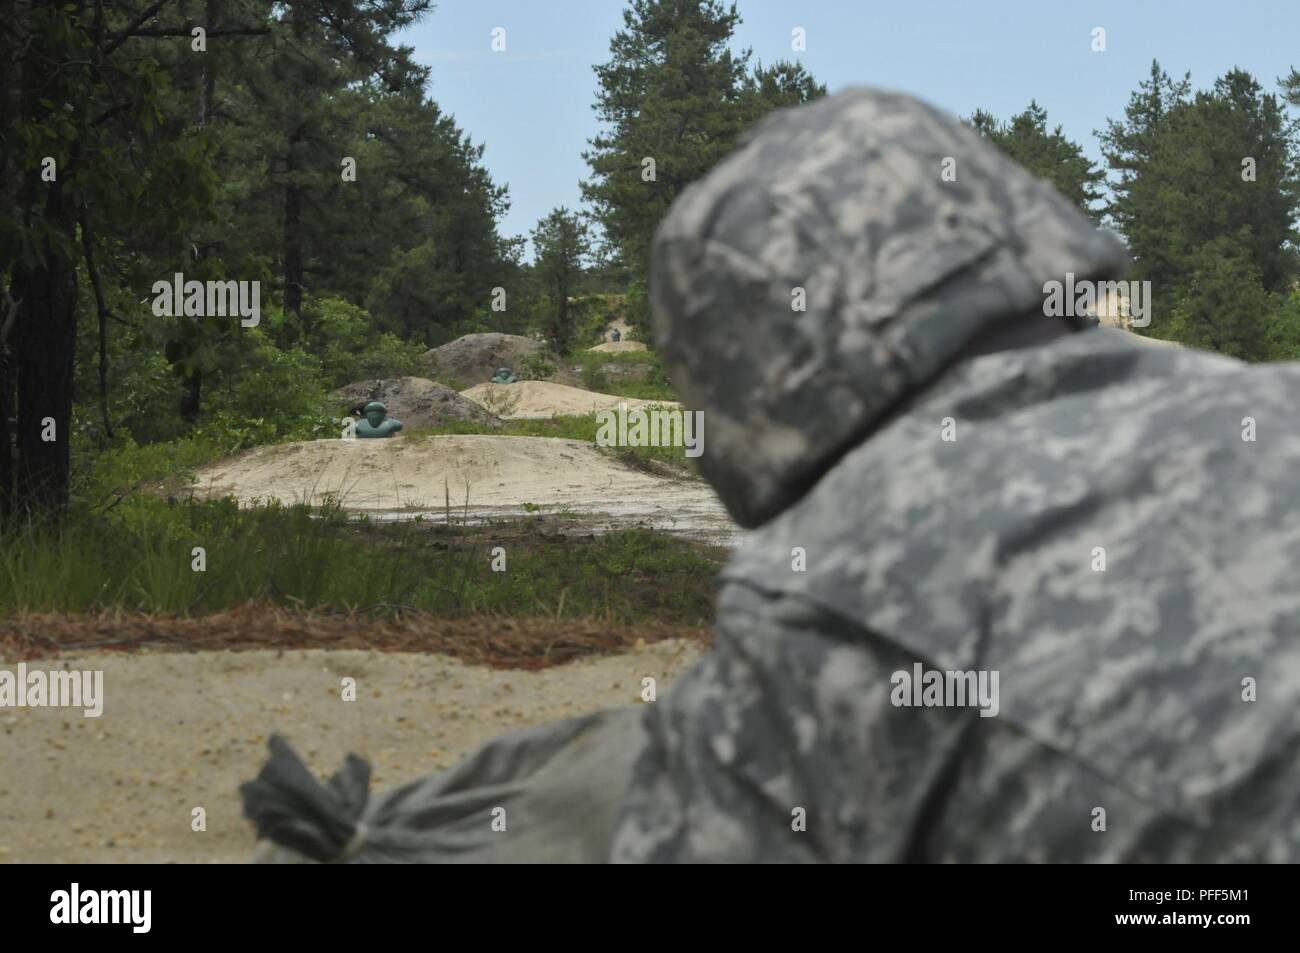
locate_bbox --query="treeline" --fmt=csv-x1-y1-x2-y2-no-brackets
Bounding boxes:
1,0,516,518
5,1,1298,524
0,0,821,519
969,62,1300,359
539,1,825,352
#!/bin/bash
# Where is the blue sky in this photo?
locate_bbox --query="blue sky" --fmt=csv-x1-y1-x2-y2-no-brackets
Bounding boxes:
395,1,1300,257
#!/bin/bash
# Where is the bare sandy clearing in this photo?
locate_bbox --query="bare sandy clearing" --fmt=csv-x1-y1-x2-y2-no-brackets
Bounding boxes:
189,434,733,542
589,340,648,354
460,380,679,419
0,640,702,863
1128,333,1182,348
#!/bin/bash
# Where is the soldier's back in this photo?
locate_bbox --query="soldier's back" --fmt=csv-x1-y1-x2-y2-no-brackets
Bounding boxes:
616,329,1300,862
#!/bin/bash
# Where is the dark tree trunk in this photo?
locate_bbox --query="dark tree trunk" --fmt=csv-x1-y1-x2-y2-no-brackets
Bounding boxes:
282,2,308,329
0,9,17,522
0,298,15,523
9,22,81,516
11,218,79,514
554,287,570,356
175,0,219,429
180,368,203,425
200,0,219,127
80,204,114,441
284,173,304,320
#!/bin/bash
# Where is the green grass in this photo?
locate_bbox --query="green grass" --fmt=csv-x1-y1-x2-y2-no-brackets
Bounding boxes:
0,497,724,623
418,412,699,475
71,431,230,508
20,399,716,622
569,349,678,401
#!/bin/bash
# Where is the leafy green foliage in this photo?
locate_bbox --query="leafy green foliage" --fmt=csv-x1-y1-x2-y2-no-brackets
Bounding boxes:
573,349,677,401
201,337,335,448
5,2,517,515
1100,63,1300,293
302,296,425,386
582,0,824,280
420,410,694,474
1158,236,1274,359
518,352,558,381
532,207,592,355
1100,62,1300,359
967,101,1106,218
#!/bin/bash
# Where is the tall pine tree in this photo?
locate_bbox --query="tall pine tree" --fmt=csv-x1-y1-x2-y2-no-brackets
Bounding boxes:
582,0,823,295
967,102,1105,219
532,208,591,357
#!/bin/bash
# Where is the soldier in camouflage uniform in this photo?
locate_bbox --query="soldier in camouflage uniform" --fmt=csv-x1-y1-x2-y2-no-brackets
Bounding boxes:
243,88,1298,862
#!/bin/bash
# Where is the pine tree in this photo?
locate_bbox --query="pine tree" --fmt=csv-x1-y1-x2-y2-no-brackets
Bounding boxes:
532,209,591,356
582,0,823,288
1100,63,1300,354
966,101,1106,219
0,2,237,516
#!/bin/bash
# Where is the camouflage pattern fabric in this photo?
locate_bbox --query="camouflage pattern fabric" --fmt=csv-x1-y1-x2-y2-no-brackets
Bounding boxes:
651,88,1129,528
243,87,1299,862
614,87,1298,862
614,329,1299,861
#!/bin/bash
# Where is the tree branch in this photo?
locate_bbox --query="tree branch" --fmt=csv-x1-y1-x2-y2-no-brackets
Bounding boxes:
78,203,115,440
110,26,270,39
0,288,20,347
103,0,173,56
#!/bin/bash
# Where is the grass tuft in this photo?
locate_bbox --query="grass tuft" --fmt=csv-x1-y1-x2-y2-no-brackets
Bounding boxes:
0,498,723,624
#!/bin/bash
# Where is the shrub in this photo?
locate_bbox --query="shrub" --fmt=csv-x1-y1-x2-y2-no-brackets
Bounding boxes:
518,352,556,380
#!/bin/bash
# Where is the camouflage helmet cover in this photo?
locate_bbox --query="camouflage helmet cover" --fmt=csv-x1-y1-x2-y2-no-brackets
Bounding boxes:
650,87,1131,527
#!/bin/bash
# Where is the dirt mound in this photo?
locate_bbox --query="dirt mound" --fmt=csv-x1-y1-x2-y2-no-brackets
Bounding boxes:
423,332,549,386
460,380,678,419
189,435,730,543
331,376,500,430
589,340,648,354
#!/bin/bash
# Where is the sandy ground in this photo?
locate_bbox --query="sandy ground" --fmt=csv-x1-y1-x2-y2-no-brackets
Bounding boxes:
600,316,635,344
1128,332,1181,348
588,341,648,354
191,434,735,542
459,380,678,419
0,640,702,863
